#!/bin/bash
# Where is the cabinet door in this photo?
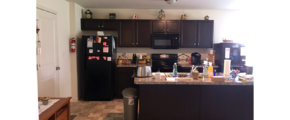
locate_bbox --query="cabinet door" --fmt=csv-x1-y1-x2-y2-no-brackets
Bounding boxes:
180,20,197,48
116,67,136,98
197,20,214,48
166,20,180,33
118,20,135,47
136,20,151,47
152,21,166,33
101,20,117,30
81,19,100,30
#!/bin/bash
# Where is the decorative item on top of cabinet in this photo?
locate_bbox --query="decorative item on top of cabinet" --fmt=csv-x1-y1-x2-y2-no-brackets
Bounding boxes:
85,9,92,19
204,15,209,20
181,14,187,20
133,14,138,19
109,13,116,19
158,9,165,20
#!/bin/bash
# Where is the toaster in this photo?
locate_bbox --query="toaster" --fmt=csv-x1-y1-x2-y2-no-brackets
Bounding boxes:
136,66,152,77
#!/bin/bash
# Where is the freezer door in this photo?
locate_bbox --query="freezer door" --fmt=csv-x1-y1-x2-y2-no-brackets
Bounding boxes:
84,55,113,100
84,36,113,56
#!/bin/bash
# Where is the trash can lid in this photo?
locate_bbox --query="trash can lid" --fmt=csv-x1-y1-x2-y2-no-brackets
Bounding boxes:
122,88,138,98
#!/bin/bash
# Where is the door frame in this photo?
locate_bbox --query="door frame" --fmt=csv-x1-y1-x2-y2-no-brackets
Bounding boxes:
36,5,60,97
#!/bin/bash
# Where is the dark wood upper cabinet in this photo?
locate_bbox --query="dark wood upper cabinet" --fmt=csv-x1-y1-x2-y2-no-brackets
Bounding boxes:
152,21,166,33
135,20,152,47
152,20,180,34
180,20,197,48
81,19,117,30
166,20,180,33
118,20,135,47
197,20,214,48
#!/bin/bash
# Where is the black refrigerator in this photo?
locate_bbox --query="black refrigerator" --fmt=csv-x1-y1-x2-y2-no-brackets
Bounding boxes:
81,35,117,101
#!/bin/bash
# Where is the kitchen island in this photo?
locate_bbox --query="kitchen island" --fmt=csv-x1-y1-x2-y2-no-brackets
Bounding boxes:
135,73,253,120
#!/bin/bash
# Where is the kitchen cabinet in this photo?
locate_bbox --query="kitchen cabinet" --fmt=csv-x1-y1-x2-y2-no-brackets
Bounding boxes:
115,67,138,98
135,20,152,47
118,20,135,47
81,19,117,30
197,20,214,48
152,20,180,34
118,20,151,47
180,20,198,48
180,20,214,48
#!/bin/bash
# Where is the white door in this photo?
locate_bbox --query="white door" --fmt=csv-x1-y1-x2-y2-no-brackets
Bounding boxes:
36,8,59,97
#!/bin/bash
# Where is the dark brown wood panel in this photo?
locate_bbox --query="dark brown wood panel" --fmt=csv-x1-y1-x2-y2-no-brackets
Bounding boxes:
197,20,214,48
139,85,200,120
180,20,197,48
115,67,137,98
166,20,180,33
102,20,117,30
152,20,166,33
135,20,151,47
81,19,100,30
118,20,135,47
200,85,253,120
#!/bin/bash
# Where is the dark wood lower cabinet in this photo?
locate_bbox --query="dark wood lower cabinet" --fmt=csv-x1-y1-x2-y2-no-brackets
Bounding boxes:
115,67,138,98
138,85,253,120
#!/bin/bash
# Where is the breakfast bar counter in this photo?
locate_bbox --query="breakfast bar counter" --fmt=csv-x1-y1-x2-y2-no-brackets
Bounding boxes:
135,72,253,120
135,73,253,85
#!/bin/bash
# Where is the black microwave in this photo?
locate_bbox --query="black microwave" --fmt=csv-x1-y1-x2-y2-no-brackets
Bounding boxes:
151,34,180,49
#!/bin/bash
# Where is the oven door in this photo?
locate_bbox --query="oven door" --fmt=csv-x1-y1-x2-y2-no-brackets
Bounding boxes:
151,34,179,49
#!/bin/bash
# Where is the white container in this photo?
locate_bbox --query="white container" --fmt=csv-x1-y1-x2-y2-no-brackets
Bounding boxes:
155,72,161,79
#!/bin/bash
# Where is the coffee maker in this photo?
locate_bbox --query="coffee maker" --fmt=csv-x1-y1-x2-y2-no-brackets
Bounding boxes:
191,52,201,65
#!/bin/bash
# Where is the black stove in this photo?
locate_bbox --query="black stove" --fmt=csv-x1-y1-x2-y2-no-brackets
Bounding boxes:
151,54,182,72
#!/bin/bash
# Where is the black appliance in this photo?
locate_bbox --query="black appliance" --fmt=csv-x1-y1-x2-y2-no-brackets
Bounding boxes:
81,35,117,101
191,52,201,65
214,43,245,72
151,34,180,49
151,54,182,72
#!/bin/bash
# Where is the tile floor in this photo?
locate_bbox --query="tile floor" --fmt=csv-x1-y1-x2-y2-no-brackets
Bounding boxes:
70,99,138,120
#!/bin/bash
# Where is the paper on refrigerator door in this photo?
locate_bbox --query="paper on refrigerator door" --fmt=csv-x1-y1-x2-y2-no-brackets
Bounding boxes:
107,57,111,61
89,49,93,53
225,48,230,59
87,38,93,48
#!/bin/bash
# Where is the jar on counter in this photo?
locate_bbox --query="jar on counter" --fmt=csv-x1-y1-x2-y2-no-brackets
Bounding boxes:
192,69,199,80
117,56,122,65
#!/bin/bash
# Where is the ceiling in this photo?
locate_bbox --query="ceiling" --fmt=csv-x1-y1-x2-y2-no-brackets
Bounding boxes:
66,0,252,10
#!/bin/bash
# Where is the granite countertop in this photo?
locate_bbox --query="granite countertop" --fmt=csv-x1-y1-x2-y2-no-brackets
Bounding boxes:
179,64,219,68
134,72,253,85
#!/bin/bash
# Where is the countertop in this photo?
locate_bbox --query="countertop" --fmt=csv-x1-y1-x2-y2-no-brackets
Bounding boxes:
134,72,253,85
179,64,219,68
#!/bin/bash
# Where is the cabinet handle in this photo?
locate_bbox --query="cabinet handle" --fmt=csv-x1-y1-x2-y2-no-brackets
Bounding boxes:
132,43,134,45
163,29,165,32
194,43,196,45
198,43,199,45
102,21,104,27
102,26,104,27
167,29,169,31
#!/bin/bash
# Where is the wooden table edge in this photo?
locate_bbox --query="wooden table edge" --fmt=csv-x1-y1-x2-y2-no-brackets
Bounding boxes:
39,97,72,120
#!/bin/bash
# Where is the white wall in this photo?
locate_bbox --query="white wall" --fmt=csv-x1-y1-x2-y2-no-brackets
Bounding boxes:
37,0,72,97
69,2,84,102
34,56,39,120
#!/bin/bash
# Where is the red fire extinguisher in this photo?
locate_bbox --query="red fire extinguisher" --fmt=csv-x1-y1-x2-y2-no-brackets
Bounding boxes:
71,38,76,52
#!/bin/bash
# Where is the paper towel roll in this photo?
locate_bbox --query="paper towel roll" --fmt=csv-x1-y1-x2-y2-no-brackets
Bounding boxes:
223,60,231,78
210,50,214,54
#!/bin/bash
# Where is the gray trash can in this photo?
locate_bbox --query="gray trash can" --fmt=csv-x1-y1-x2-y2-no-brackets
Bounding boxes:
122,88,138,120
